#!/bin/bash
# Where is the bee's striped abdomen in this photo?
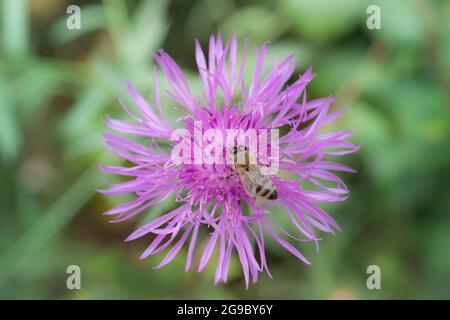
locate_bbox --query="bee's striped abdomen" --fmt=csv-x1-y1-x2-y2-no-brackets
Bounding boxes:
255,177,278,200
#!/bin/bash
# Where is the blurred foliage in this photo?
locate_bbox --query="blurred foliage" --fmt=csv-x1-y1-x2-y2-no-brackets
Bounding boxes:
0,0,449,299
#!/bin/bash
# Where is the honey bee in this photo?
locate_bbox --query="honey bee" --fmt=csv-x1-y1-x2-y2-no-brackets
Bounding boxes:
230,145,278,200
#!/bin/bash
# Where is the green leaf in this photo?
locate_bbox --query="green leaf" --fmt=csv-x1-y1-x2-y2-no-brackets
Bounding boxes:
125,0,170,65
0,153,120,289
279,0,365,43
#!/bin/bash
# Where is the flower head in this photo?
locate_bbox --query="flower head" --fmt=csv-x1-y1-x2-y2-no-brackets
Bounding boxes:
99,34,358,287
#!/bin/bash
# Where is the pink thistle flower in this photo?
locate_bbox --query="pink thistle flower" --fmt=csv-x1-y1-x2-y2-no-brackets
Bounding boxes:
99,34,358,287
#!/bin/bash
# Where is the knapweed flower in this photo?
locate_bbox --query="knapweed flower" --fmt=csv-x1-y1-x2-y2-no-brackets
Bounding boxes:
99,34,357,287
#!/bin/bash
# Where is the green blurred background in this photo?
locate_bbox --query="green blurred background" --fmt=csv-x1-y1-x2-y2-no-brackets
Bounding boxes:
0,0,449,299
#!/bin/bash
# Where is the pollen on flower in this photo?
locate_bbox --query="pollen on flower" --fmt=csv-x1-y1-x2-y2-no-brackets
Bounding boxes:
99,33,358,287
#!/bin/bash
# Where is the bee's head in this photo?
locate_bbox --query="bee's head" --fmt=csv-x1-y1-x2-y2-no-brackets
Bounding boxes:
231,145,248,155
229,145,249,167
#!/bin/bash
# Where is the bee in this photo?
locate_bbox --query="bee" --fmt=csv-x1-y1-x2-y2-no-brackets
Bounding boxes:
230,145,278,200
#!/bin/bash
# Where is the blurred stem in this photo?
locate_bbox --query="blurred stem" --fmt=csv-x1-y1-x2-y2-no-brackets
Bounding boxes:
1,0,29,56
0,153,119,288
0,75,21,162
102,0,129,61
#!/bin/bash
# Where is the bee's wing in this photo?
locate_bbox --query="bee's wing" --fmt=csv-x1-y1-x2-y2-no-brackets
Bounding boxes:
238,170,257,197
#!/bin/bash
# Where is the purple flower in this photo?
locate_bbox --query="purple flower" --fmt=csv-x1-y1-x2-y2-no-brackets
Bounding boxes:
99,34,358,287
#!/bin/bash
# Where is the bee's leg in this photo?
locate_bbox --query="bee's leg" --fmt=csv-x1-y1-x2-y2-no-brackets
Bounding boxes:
223,172,237,179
